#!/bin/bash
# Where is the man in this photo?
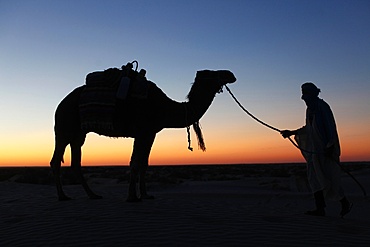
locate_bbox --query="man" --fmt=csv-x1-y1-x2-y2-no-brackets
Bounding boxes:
281,82,352,217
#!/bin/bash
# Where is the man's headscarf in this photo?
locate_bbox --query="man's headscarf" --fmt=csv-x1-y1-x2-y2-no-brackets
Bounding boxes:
301,82,320,99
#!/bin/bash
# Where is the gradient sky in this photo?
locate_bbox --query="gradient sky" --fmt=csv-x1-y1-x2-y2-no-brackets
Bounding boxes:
1,0,369,166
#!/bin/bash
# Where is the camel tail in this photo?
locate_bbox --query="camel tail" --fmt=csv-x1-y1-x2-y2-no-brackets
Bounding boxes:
193,121,206,152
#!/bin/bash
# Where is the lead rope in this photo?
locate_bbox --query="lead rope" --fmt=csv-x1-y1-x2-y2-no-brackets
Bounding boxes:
224,85,366,196
224,85,281,133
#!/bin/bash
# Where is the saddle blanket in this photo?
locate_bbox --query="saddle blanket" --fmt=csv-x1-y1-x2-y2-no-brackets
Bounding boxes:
80,66,152,132
79,86,116,132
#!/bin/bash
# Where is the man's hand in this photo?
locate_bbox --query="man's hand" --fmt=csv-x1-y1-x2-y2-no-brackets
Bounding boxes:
281,130,293,139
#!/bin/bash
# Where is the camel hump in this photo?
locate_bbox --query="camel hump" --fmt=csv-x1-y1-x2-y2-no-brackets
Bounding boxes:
84,62,151,100
85,68,122,87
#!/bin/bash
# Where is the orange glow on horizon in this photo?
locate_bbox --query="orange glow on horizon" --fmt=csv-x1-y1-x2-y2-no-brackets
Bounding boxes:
1,128,369,167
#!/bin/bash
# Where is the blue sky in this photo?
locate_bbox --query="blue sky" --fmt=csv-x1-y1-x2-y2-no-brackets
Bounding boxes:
1,0,369,165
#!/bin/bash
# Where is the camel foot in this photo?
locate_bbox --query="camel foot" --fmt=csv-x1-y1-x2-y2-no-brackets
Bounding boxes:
89,194,103,200
126,195,142,203
58,195,72,201
305,208,325,217
141,194,155,200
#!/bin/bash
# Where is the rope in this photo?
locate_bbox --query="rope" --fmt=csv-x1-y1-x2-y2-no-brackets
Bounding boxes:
184,103,193,151
224,85,281,133
224,85,366,196
187,126,193,151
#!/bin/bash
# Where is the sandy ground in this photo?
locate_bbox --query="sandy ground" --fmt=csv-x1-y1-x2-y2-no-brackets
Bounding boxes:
1,164,370,246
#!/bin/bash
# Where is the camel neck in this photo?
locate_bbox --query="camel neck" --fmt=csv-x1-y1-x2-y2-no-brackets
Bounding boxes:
162,78,220,129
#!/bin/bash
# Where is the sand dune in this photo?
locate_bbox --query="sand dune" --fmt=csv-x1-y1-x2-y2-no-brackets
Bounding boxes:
1,163,370,246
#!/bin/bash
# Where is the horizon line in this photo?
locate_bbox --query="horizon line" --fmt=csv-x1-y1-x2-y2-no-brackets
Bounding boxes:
1,161,369,168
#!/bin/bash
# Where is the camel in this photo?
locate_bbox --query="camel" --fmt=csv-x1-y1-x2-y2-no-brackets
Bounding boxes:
50,63,236,202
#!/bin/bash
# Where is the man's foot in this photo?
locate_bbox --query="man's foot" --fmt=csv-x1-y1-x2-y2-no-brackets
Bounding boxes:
340,201,353,218
89,194,103,200
126,195,142,203
141,194,155,200
305,208,325,216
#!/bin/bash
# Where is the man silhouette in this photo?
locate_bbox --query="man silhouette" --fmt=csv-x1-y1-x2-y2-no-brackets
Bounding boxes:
281,82,352,217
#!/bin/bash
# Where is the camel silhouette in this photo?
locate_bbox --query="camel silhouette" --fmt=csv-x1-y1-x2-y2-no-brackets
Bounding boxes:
50,65,236,202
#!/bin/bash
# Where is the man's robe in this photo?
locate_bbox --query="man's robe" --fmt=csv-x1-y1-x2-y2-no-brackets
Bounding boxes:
295,99,344,200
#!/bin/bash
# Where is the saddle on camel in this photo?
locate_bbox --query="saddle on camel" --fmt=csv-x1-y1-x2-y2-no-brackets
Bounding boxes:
80,61,150,134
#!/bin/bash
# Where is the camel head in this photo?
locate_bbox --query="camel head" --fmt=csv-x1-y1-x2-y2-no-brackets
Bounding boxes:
188,70,237,101
195,70,236,85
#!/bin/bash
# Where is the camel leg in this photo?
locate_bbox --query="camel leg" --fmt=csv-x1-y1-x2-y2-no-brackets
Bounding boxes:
50,138,71,201
127,133,156,202
127,166,140,202
139,165,155,199
70,135,102,200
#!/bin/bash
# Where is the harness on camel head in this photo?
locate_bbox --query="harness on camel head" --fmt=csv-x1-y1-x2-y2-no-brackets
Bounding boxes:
223,84,367,197
185,113,205,152
185,73,225,152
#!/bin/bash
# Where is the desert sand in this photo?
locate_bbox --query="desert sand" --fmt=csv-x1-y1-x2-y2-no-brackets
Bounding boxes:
1,163,370,246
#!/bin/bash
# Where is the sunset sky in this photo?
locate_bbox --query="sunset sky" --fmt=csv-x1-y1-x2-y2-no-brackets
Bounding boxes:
1,0,369,167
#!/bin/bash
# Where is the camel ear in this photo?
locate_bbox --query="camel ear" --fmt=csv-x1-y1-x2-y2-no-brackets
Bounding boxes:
218,70,236,84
